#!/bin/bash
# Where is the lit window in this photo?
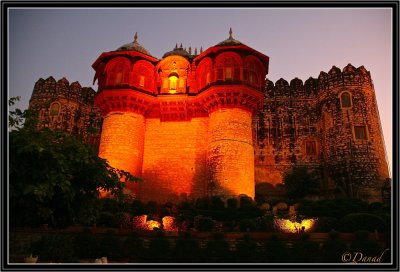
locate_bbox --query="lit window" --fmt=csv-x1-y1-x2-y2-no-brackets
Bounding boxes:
139,76,145,87
249,72,258,85
354,126,368,140
115,73,122,85
49,102,60,116
206,72,211,85
169,74,178,94
340,92,352,108
225,67,232,80
306,141,317,155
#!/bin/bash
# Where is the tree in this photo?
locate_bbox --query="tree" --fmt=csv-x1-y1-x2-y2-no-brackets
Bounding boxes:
9,98,141,227
283,165,320,199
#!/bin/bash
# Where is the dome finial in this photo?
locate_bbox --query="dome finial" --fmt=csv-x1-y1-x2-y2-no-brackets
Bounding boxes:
134,32,138,43
229,27,233,39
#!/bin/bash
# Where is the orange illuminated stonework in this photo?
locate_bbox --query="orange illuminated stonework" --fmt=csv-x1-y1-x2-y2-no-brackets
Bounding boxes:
92,30,269,201
29,30,390,202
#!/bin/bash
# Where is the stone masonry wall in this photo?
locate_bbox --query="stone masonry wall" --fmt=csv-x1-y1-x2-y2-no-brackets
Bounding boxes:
254,64,389,201
140,117,209,202
29,76,102,146
208,108,255,198
98,111,145,194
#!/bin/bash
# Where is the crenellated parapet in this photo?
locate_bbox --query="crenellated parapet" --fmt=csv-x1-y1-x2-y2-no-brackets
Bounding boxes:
28,77,102,147
30,76,97,105
256,63,388,201
265,64,374,100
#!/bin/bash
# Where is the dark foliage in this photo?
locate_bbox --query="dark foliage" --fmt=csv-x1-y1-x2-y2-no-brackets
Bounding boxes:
322,231,348,262
339,213,386,232
283,165,320,199
174,232,201,262
351,230,382,256
263,234,290,262
291,233,321,262
30,234,76,262
204,232,231,262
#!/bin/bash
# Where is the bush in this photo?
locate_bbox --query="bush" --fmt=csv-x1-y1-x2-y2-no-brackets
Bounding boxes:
97,230,122,260
31,234,76,262
194,215,215,232
238,218,257,232
339,213,386,232
322,230,347,262
227,198,238,209
239,195,256,209
174,232,201,262
314,217,339,232
291,233,321,262
145,231,171,262
97,211,118,228
255,215,275,231
131,200,146,215
205,233,231,262
235,234,258,262
263,234,289,262
275,202,288,210
351,230,382,256
210,196,225,210
259,203,271,211
73,229,98,259
121,232,144,262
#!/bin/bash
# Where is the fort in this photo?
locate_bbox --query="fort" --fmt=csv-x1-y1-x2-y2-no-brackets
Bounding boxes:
29,30,389,202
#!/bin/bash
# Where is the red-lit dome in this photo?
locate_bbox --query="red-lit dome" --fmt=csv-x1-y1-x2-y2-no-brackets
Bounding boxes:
216,28,243,46
116,32,153,56
162,43,190,58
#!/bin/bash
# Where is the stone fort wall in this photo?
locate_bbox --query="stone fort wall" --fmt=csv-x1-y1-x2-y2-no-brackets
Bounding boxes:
29,63,390,202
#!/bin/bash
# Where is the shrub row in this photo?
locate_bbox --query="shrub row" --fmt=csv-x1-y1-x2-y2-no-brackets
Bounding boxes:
29,230,389,263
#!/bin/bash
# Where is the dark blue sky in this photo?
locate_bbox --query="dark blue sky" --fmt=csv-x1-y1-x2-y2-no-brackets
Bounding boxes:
8,8,393,173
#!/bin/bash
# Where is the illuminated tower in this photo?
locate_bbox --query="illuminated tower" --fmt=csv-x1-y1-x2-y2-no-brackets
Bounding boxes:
195,29,269,198
92,30,269,201
93,33,158,195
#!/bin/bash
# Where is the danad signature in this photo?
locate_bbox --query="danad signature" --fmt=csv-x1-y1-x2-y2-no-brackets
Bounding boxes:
342,249,389,263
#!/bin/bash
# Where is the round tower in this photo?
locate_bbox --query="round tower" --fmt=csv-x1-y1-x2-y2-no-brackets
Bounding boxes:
195,29,269,198
92,33,158,195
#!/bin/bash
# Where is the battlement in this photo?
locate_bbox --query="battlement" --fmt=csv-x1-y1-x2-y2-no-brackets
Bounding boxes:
265,64,373,98
31,76,97,104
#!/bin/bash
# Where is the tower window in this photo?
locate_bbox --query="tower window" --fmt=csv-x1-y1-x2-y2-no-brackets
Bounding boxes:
340,92,352,108
49,102,60,117
115,72,123,85
354,125,368,140
306,141,317,155
206,72,211,85
139,76,145,87
225,67,232,80
168,73,178,94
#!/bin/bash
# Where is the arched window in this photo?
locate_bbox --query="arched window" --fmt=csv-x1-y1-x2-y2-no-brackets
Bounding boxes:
340,92,352,108
49,102,60,117
139,76,145,87
168,72,179,94
225,67,232,80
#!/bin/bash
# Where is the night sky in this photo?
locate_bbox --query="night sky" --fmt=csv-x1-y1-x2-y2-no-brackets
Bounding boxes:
8,8,393,174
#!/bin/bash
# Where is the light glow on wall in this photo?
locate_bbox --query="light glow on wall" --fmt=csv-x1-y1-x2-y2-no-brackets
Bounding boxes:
274,218,317,233
132,215,177,231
